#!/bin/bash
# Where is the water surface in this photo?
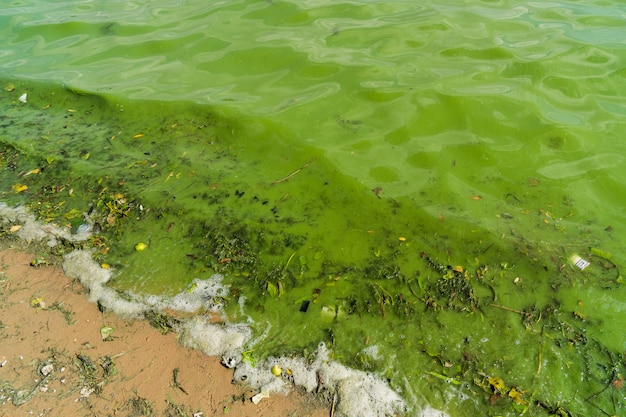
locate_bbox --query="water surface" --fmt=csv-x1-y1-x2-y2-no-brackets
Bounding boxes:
1,1,626,416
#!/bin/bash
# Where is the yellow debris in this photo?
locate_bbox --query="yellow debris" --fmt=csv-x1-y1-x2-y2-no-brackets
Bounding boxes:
12,183,28,193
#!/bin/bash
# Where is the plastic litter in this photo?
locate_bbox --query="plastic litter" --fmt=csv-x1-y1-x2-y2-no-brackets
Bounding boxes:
570,254,590,270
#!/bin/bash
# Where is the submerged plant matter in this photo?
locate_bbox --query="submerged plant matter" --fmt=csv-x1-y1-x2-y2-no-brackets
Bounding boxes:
1,80,625,417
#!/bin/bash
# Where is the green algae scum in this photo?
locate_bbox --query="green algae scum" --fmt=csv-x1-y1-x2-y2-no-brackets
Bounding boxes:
2,1,626,416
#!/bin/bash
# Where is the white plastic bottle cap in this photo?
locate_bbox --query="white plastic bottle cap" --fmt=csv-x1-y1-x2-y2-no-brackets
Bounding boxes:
570,255,590,270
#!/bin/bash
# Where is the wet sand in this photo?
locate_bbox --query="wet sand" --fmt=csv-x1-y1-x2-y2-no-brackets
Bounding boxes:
0,249,329,417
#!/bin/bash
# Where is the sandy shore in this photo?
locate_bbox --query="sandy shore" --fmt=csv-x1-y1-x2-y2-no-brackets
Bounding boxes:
0,248,329,417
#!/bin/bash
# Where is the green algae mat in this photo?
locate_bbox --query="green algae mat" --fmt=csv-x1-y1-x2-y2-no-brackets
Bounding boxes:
1,80,625,416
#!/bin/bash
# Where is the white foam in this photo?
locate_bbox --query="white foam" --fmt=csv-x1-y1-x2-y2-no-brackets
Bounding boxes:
419,407,451,417
63,249,148,318
178,316,251,359
232,343,411,417
146,276,229,314
0,203,93,245
334,371,405,417
362,345,382,361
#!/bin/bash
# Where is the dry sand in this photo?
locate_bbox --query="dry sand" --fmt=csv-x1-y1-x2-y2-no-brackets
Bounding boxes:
0,249,329,417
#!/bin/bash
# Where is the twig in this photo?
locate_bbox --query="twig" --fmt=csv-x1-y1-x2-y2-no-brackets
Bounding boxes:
172,368,188,395
537,332,544,376
330,392,337,417
109,351,127,360
271,158,316,185
488,303,530,316
425,371,461,385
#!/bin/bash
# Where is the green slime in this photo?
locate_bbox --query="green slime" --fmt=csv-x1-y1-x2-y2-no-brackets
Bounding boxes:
1,80,625,417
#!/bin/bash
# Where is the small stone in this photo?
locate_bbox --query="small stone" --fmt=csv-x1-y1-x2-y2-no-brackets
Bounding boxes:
40,364,54,376
80,386,95,397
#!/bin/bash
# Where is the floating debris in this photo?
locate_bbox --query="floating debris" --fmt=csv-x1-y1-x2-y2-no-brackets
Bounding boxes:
570,254,590,270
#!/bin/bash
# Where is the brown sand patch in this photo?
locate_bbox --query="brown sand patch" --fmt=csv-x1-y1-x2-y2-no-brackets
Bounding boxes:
0,249,328,417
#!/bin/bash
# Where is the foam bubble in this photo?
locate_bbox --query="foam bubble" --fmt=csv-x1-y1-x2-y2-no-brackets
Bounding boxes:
361,345,382,361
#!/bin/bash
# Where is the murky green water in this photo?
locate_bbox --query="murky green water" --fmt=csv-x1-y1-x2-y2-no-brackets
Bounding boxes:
2,1,626,416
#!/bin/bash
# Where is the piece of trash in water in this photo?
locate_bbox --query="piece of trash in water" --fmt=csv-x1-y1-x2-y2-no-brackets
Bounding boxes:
251,390,271,404
570,255,590,270
12,183,28,193
18,93,27,103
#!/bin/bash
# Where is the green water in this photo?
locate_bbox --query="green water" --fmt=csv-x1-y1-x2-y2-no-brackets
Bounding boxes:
2,1,626,416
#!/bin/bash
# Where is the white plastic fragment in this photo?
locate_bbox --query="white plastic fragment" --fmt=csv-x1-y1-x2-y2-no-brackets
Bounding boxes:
18,93,27,103
221,355,238,369
251,390,270,404
570,254,590,270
